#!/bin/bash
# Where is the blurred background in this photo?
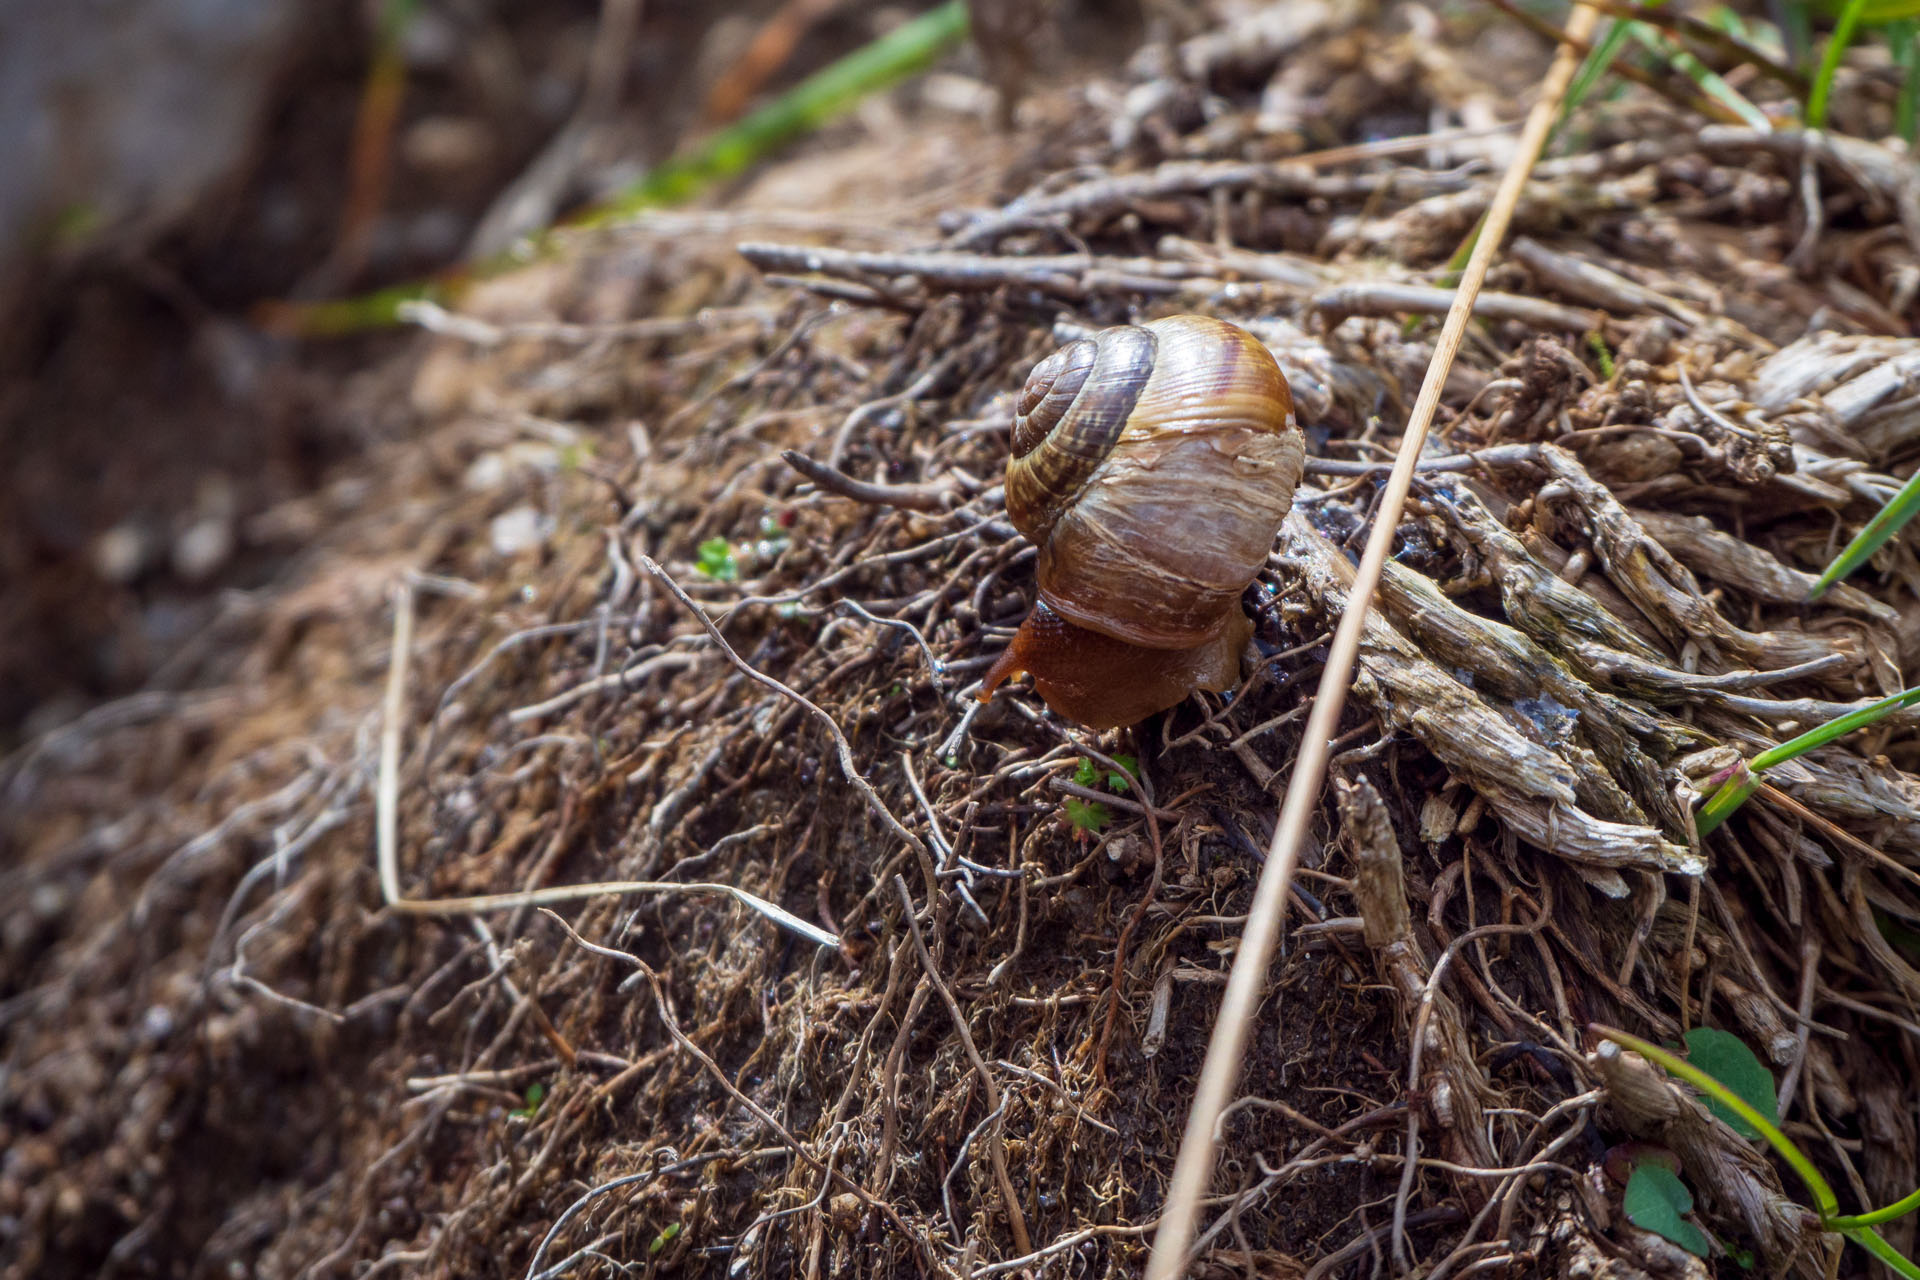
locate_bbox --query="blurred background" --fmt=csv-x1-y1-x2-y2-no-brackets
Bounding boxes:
0,0,1136,744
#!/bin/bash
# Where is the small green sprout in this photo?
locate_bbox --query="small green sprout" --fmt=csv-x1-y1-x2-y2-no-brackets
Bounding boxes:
509,1081,545,1120
1073,755,1138,794
1064,798,1112,833
695,537,740,582
1586,330,1617,380
1064,755,1139,834
649,1222,683,1256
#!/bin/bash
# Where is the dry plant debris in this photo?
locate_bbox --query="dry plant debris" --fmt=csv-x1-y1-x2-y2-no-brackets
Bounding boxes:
5,4,1920,1278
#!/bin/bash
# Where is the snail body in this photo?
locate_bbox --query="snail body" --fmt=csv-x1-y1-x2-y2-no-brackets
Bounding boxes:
981,315,1305,729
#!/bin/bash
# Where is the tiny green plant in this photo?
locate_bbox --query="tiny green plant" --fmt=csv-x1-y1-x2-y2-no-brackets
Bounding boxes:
1696,685,1920,834
509,1081,545,1120
1598,1025,1920,1277
1586,330,1617,380
1064,755,1139,834
1075,754,1138,793
695,537,740,582
1064,797,1112,833
649,1222,684,1256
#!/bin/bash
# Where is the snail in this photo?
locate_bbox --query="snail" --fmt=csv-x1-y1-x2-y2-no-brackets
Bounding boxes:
979,315,1306,729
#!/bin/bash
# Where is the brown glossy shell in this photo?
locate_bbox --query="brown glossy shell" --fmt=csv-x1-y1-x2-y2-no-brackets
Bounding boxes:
1005,315,1304,650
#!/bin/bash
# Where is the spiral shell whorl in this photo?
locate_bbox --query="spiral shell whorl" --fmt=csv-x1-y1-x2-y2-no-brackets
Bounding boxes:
1007,315,1303,651
1005,324,1157,549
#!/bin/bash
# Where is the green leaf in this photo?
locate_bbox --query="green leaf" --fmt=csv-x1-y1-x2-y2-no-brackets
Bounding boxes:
1812,462,1920,597
649,1222,683,1256
1626,1163,1711,1255
1685,1028,1778,1139
695,537,740,582
1106,754,1138,793
1064,798,1112,833
1599,1026,1838,1218
1587,331,1617,380
1073,758,1099,788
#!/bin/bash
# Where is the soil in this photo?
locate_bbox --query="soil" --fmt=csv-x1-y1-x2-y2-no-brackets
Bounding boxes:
6,2,1920,1279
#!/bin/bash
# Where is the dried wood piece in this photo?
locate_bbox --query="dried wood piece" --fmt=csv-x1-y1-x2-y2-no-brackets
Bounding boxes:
1338,775,1498,1175
941,159,1479,250
1536,445,1868,677
1629,508,1898,625
1511,237,1707,327
1752,333,1920,460
1282,512,1702,877
1311,281,1599,333
1431,485,1667,661
1374,561,1694,836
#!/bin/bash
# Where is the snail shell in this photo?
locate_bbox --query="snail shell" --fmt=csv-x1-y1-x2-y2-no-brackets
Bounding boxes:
982,315,1305,729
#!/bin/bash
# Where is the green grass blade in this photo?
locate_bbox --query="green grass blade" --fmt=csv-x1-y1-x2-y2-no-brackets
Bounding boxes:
1583,0,1807,93
1697,685,1920,834
1813,466,1920,596
1562,16,1642,124
1629,23,1773,126
1751,685,1920,770
1892,19,1919,143
1781,0,1815,70
1695,761,1760,836
1597,1027,1840,1216
265,0,969,334
1833,1186,1920,1229
1816,0,1920,20
1842,1225,1920,1279
580,0,968,227
1809,0,1871,126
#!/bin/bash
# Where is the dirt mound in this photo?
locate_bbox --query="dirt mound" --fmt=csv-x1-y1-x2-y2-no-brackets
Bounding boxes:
6,5,1920,1278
